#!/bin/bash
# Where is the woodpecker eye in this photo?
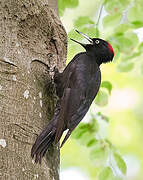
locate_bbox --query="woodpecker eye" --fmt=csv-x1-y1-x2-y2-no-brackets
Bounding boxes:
95,40,100,44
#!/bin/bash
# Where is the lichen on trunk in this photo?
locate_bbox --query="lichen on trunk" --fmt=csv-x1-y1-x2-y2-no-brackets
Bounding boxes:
0,0,67,179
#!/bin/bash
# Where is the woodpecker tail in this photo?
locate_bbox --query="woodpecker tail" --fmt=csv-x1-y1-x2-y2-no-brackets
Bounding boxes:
31,120,56,164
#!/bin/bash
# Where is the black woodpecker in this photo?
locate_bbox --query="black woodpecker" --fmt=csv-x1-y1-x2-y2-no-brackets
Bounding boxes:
31,30,114,163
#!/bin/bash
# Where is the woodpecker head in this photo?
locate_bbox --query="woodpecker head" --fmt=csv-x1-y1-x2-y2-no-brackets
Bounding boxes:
71,30,114,65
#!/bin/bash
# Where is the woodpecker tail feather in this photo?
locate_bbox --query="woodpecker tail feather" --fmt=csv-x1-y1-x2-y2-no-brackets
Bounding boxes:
31,121,56,164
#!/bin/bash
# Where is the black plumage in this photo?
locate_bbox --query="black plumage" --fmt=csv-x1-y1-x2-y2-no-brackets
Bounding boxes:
31,30,114,163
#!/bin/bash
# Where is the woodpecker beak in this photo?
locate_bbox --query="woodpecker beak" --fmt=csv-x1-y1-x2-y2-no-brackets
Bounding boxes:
75,30,93,44
70,30,94,47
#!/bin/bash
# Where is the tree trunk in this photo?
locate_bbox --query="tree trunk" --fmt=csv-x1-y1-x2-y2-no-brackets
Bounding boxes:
0,0,67,179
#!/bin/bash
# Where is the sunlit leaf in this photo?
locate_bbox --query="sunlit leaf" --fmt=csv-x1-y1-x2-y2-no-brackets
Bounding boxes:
115,35,132,53
114,24,131,34
58,0,79,16
124,52,141,62
72,123,90,139
97,112,109,122
138,42,143,52
90,143,108,164
117,62,134,72
140,63,143,75
78,131,96,146
125,32,138,47
131,21,143,28
90,116,100,132
104,0,130,14
87,28,100,38
95,90,108,107
101,81,112,95
66,0,79,8
87,138,97,147
128,6,143,24
74,16,94,28
71,128,87,139
58,0,66,16
98,167,115,180
103,13,122,28
114,153,127,175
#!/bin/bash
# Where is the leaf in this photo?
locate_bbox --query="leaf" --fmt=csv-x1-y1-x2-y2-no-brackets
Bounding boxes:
98,167,115,180
87,138,97,147
115,36,132,53
80,132,96,145
117,62,134,72
124,52,141,62
114,24,131,35
71,129,87,139
125,32,138,47
138,42,143,52
58,0,79,16
74,16,94,28
115,32,138,53
95,90,108,107
97,112,109,122
128,5,143,24
66,0,79,8
103,13,122,28
58,0,66,16
90,144,108,165
78,123,90,130
72,123,90,139
104,0,130,14
141,63,143,75
90,116,100,132
101,81,112,95
131,21,143,28
86,28,100,38
114,153,127,175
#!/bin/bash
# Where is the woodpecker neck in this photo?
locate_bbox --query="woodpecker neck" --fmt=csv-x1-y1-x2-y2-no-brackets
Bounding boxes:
85,51,100,66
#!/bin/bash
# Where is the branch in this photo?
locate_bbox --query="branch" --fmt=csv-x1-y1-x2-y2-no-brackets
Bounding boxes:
96,4,104,28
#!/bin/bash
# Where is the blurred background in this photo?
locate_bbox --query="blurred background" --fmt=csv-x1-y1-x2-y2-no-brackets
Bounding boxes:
58,0,143,179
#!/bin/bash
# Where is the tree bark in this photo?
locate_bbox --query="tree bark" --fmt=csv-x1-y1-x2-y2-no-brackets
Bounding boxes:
0,0,67,179
49,0,59,16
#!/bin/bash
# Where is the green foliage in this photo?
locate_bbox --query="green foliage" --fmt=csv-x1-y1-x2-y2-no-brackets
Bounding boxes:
95,81,112,107
103,13,122,28
141,63,143,75
114,24,131,35
138,42,143,52
87,138,97,147
128,6,143,27
90,143,108,165
74,16,94,28
97,112,109,122
104,0,129,14
58,0,143,179
72,112,127,179
117,62,134,72
58,0,79,16
95,90,108,107
113,153,127,175
101,81,112,95
98,167,115,180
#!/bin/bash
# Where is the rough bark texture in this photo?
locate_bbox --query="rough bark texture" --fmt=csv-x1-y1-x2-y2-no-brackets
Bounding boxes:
0,0,67,179
49,0,59,16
